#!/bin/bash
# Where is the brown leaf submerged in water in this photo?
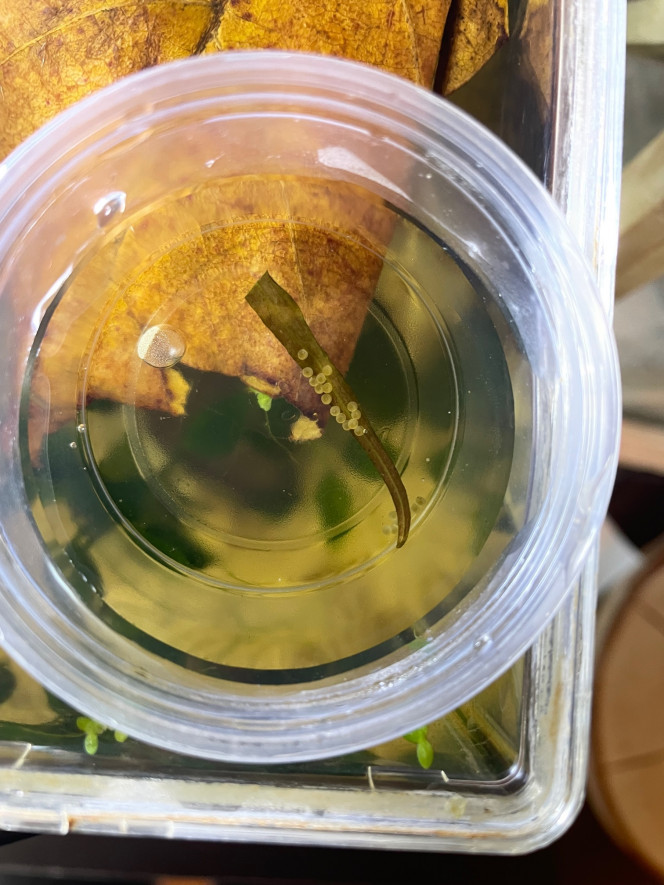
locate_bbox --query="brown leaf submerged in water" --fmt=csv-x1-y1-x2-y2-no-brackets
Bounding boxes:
3,1,507,441
5,0,451,436
0,1,215,159
437,0,509,95
1,0,451,158
202,0,450,87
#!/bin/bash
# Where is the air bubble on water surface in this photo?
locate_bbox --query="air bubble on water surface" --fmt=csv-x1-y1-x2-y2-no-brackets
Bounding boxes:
137,325,186,368
93,191,127,227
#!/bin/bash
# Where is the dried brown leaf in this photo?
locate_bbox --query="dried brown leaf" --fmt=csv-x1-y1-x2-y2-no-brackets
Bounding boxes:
438,0,509,96
3,0,451,438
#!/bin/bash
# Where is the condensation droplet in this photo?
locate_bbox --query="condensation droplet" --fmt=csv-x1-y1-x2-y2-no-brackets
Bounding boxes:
93,191,126,227
474,635,490,650
415,496,425,506
69,441,77,449
77,423,86,433
388,510,397,520
204,158,215,168
137,325,186,368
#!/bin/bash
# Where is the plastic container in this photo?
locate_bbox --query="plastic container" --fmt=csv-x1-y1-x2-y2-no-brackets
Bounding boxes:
0,50,619,764
0,0,625,852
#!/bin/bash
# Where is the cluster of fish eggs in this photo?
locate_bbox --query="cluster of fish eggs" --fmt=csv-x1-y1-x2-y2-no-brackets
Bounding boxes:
296,348,366,437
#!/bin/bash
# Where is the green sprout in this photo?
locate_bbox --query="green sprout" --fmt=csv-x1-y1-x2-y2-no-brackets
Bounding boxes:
75,716,129,755
404,724,435,770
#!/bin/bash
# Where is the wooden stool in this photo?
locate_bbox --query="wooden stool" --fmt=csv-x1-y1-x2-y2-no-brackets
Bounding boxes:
590,542,664,878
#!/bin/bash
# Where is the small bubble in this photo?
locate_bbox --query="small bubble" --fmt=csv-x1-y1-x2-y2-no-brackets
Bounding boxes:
351,409,361,420
321,393,332,405
335,413,345,424
342,420,351,431
93,191,126,227
314,383,324,394
389,525,398,534
297,348,308,360
347,401,358,412
308,377,317,387
69,441,77,449
425,457,430,463
137,325,186,368
388,510,397,520
382,526,392,535
416,496,425,506
322,382,333,393
316,373,326,384
347,418,358,429
353,426,366,436
77,423,86,433
302,367,313,378
322,365,332,376
330,405,341,417
474,635,490,650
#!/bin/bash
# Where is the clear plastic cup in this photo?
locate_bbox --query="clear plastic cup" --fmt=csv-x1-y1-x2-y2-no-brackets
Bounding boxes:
0,52,620,763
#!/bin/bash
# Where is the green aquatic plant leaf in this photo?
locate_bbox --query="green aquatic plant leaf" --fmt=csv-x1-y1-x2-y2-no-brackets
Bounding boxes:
403,724,435,770
83,731,99,755
404,727,428,744
254,391,273,412
416,737,434,770
245,272,411,547
76,713,130,755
